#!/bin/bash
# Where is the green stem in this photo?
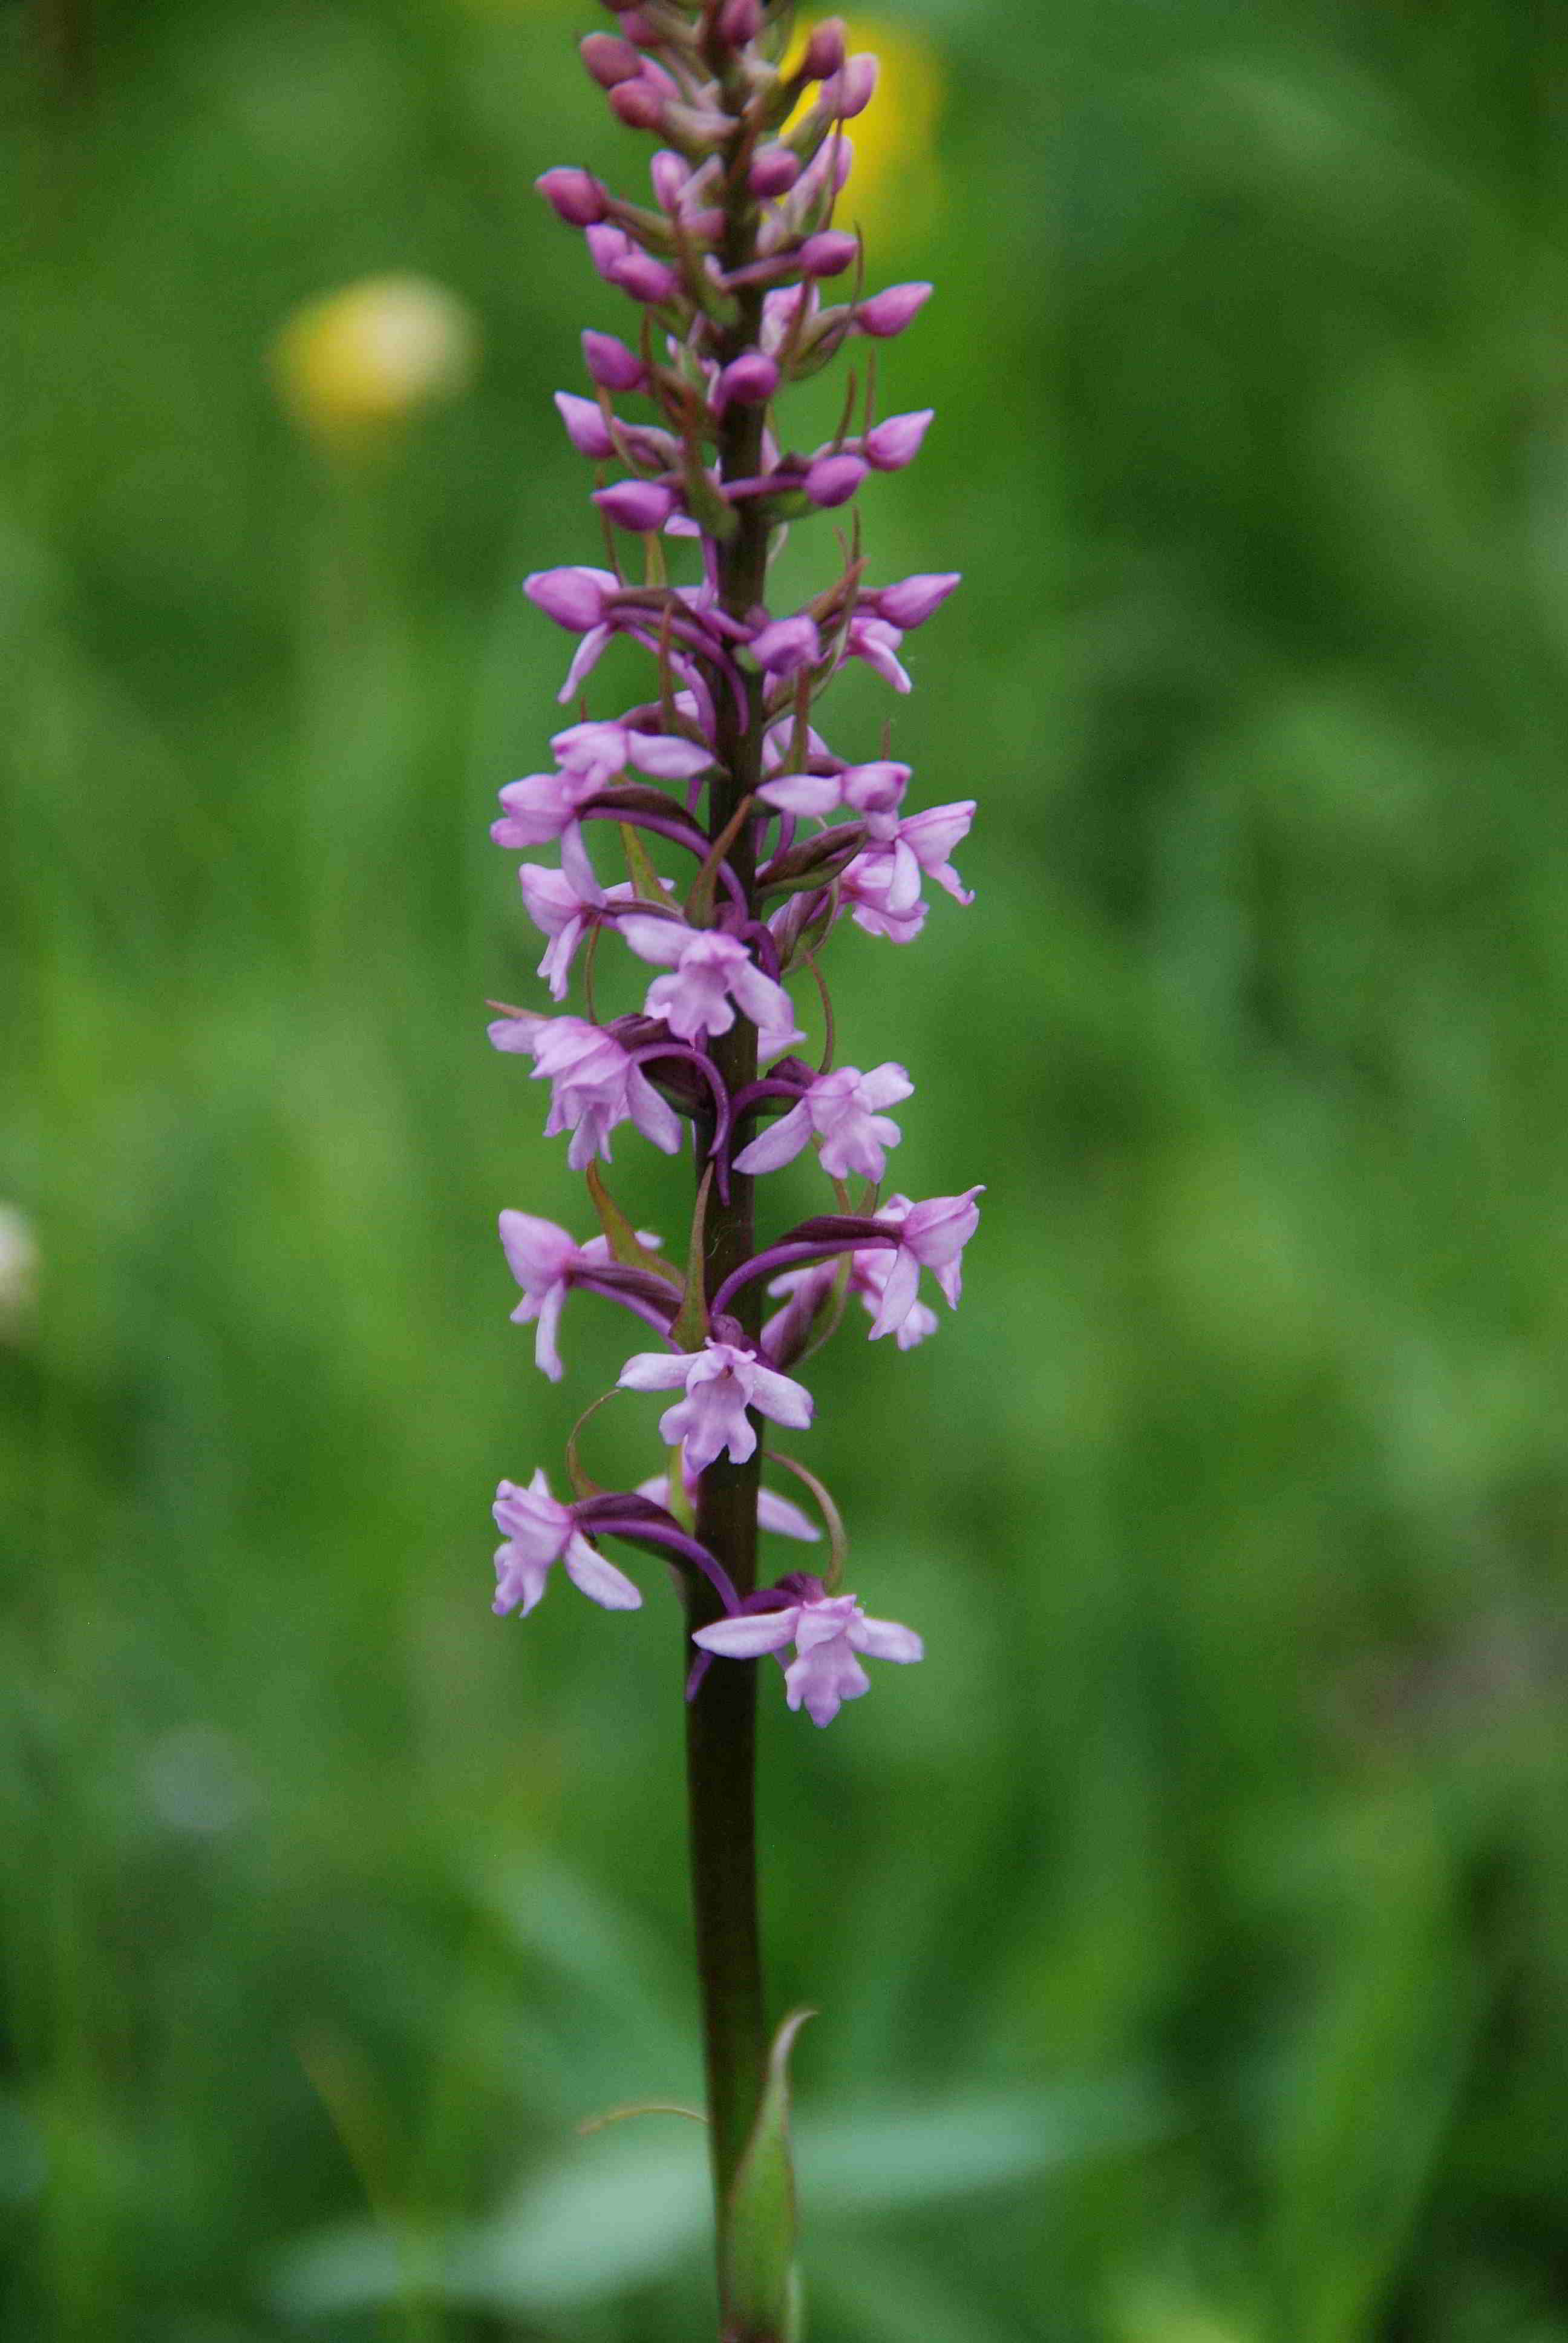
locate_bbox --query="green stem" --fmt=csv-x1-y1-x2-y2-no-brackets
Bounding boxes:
685,79,776,2318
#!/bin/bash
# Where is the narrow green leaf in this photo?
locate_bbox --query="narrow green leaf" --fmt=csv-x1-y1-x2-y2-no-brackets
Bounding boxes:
722,2007,815,2342
668,1164,713,1352
619,822,669,906
584,1163,681,1285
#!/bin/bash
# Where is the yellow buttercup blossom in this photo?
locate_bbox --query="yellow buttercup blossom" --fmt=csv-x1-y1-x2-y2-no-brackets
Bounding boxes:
786,15,947,244
272,275,479,451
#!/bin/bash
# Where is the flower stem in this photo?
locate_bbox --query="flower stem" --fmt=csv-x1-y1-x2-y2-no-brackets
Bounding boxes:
685,148,774,2311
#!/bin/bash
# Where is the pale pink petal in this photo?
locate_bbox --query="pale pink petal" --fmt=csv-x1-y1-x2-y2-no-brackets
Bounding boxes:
562,1532,644,1611
498,1211,576,1289
860,1062,914,1110
492,1541,552,1618
745,1362,814,1429
691,1607,800,1657
616,1349,693,1392
626,732,712,780
848,1616,924,1663
727,959,796,1034
756,1488,821,1541
624,1068,685,1156
488,1014,547,1055
620,914,690,968
785,1642,870,1726
664,1378,756,1473
566,1112,613,1170
532,1281,567,1381
732,1101,812,1176
559,821,604,904
793,1599,858,1651
903,801,975,870
866,1245,921,1340
646,965,735,1042
883,836,924,914
558,623,612,703
758,772,844,819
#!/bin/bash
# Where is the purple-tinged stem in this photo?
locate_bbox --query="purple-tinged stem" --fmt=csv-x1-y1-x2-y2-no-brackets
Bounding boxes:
683,64,774,2282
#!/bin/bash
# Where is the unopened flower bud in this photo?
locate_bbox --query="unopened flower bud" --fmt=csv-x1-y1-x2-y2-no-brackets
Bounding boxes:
874,571,961,628
580,31,642,87
554,390,616,459
750,614,822,675
864,408,934,471
535,166,609,227
718,0,763,41
855,281,933,338
585,223,634,281
804,451,867,508
749,145,802,200
610,76,667,131
715,352,779,409
610,249,681,304
798,230,858,279
594,478,678,532
582,329,646,391
800,19,846,78
524,565,618,631
820,53,878,119
649,149,688,212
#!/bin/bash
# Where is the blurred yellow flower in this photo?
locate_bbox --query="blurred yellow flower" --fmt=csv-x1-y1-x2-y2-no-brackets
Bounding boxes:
272,275,479,451
786,15,947,243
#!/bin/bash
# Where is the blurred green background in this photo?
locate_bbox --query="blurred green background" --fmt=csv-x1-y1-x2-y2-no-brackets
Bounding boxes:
7,0,1568,2336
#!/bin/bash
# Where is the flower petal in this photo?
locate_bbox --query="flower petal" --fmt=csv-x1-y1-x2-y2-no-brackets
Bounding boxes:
728,960,797,1035
620,913,690,967
785,1643,869,1726
617,1349,693,1391
745,1362,815,1429
626,732,712,781
756,1489,822,1541
758,772,843,819
625,1067,685,1156
732,1101,812,1176
848,1616,924,1663
563,1532,644,1611
866,1244,920,1340
533,1281,567,1383
691,1608,800,1658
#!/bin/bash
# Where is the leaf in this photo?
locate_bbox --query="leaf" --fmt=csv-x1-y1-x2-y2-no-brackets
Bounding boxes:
619,821,670,906
269,2077,1169,2321
668,1163,714,1352
585,1162,681,1285
722,2007,815,2342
